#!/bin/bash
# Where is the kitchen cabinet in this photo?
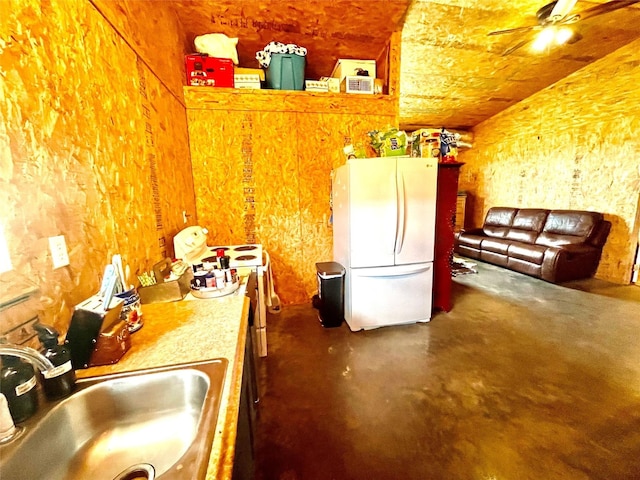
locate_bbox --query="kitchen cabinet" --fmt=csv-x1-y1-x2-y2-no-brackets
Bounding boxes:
75,296,251,480
233,320,258,480
433,162,464,312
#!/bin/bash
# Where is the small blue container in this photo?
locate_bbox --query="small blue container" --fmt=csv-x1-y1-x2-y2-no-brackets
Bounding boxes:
265,53,306,90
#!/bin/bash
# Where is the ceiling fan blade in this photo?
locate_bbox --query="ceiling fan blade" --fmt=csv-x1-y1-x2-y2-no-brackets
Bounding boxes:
488,24,538,36
501,37,534,56
577,0,640,21
549,0,578,21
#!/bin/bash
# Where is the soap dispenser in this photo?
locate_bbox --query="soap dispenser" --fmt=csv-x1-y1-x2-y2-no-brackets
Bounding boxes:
33,323,76,400
0,356,39,423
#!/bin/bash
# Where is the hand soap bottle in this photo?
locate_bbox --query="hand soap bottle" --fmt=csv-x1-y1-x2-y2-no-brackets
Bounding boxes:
0,356,39,423
34,323,76,400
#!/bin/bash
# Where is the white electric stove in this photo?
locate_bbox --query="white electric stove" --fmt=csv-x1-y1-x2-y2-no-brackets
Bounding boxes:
173,228,270,357
204,244,263,270
205,244,268,357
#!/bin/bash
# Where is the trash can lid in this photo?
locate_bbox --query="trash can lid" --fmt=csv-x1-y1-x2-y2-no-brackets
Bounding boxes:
316,261,345,277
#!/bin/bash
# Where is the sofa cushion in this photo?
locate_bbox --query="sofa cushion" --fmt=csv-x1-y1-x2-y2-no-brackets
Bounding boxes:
536,210,604,247
457,233,485,249
482,207,517,238
508,242,547,264
505,209,549,243
456,244,481,259
481,237,511,255
480,250,509,266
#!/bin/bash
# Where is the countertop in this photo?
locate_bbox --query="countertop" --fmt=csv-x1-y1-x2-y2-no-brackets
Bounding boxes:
77,286,250,480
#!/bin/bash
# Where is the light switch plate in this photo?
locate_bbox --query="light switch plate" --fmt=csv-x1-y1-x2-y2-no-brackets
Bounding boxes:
49,235,70,269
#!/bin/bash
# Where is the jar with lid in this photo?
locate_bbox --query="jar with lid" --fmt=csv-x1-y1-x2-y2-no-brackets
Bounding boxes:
0,356,39,423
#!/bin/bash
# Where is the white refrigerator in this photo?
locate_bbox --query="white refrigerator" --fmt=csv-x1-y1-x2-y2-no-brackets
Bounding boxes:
332,156,438,331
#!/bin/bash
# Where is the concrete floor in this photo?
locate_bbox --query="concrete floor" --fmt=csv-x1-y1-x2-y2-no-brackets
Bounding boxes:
254,261,640,480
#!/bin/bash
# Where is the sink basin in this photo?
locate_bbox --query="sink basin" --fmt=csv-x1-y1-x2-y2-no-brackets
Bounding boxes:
0,358,228,480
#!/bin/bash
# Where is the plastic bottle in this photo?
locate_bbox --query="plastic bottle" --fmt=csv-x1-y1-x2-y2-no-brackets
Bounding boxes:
33,323,76,400
0,356,39,423
214,269,225,289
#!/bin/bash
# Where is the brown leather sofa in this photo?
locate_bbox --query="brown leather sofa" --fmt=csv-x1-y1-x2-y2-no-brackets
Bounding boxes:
454,207,611,283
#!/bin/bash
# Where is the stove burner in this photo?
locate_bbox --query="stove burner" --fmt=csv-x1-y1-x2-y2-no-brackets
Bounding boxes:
236,255,257,261
201,256,218,263
234,245,257,251
210,247,229,252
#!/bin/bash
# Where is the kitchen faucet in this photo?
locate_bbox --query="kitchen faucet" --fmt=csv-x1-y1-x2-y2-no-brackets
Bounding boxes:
0,342,55,372
0,341,57,443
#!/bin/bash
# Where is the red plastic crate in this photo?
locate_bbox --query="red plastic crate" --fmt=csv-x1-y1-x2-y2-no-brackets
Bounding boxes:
185,54,234,88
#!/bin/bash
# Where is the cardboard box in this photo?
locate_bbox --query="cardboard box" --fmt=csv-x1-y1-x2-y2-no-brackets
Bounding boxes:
331,59,376,82
374,79,384,95
319,77,340,93
411,129,441,158
234,74,262,89
185,54,234,87
305,80,329,92
235,67,265,81
340,76,375,94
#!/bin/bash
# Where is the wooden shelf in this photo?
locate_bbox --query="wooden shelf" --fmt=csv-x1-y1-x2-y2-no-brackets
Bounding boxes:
184,86,398,116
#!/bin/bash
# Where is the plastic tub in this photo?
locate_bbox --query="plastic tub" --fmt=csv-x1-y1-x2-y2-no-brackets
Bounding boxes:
265,54,306,90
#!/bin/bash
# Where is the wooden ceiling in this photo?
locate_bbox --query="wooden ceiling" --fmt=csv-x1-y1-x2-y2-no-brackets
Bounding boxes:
171,0,640,130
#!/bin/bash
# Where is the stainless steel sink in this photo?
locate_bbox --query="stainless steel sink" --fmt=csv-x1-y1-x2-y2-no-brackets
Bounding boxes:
0,358,228,480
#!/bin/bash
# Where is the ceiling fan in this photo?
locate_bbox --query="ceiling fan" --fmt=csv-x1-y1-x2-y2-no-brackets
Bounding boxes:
488,0,640,56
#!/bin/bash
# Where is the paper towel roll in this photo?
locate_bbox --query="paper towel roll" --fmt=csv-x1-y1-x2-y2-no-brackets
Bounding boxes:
262,251,281,314
0,393,16,442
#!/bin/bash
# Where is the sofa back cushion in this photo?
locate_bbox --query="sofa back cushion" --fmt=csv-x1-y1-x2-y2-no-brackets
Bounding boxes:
482,207,517,238
535,210,604,247
505,209,549,243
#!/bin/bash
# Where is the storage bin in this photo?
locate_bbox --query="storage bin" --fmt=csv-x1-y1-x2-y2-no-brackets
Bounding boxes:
265,53,305,90
185,54,234,88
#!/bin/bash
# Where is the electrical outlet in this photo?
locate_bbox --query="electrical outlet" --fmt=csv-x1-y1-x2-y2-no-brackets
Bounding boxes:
49,235,70,269
183,210,188,224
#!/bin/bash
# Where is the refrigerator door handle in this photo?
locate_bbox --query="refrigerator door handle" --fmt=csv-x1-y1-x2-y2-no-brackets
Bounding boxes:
395,172,406,254
388,172,398,255
354,263,432,277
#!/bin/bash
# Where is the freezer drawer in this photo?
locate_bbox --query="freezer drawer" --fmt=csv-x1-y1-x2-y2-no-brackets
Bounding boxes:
345,263,433,331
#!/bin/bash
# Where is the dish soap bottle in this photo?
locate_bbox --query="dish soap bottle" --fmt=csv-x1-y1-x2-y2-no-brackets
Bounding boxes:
0,356,39,423
34,323,76,400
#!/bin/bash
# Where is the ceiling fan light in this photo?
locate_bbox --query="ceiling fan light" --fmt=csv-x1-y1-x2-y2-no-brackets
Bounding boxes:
555,26,574,45
532,28,555,51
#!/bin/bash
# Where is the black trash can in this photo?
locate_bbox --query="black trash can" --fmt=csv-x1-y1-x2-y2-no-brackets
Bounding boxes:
315,262,345,328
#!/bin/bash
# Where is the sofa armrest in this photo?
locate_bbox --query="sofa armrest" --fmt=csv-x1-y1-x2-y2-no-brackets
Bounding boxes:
458,227,485,236
541,244,602,283
590,220,611,248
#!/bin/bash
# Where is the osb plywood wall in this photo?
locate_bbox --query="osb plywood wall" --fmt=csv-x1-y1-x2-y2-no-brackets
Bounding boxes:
187,89,397,304
91,0,188,101
458,39,640,284
0,0,195,337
